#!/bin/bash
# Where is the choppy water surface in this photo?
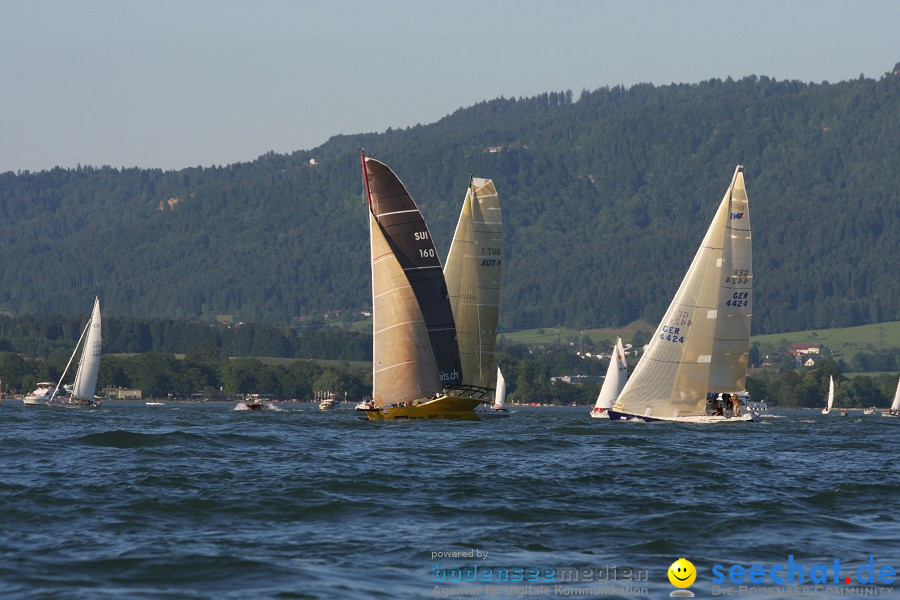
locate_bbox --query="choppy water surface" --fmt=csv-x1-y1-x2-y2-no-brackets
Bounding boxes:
1,402,897,599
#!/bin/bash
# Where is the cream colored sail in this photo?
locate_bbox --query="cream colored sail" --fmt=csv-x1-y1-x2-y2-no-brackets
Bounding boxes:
594,337,628,410
370,212,442,408
614,166,751,418
444,178,502,388
72,296,102,402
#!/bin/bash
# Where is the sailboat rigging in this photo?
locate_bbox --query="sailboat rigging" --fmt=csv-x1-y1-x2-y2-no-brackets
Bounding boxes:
48,297,102,407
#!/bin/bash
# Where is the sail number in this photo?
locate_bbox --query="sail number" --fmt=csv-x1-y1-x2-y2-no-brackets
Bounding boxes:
418,248,436,258
726,269,750,284
659,325,685,344
414,231,430,241
726,292,750,307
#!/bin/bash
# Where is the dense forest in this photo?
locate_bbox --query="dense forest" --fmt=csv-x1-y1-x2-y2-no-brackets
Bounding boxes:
1,64,898,333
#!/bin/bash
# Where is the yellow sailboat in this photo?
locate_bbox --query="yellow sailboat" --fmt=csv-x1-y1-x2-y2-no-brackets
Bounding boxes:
362,153,489,420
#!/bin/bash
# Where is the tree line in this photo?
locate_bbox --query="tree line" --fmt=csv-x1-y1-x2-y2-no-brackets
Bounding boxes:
0,65,898,333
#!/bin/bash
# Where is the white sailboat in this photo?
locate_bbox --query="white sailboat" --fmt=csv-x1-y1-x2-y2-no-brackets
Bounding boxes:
361,153,489,420
493,367,507,410
821,376,835,415
883,376,900,418
609,166,754,423
477,367,510,418
48,297,102,407
591,337,628,419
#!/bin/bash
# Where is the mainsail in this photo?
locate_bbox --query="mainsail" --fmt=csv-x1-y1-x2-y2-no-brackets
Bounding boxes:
443,177,502,388
494,367,507,408
594,337,628,411
824,376,835,413
614,166,752,418
71,296,102,402
364,156,462,388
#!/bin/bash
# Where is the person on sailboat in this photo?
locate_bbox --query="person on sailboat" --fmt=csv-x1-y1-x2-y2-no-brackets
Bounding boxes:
731,394,740,417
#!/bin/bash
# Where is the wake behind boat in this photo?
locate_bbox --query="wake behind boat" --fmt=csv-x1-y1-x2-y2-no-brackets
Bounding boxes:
47,297,103,408
609,166,754,424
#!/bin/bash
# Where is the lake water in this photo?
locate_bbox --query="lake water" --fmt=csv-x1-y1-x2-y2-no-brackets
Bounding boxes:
1,402,897,599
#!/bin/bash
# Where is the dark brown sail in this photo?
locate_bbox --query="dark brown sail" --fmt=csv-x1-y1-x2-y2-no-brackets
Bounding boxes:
363,156,462,386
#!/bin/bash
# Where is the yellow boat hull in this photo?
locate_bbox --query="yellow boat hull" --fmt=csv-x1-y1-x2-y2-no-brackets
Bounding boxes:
366,395,483,421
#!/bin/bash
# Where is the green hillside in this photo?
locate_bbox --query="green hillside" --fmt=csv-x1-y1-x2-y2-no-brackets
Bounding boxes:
1,64,898,333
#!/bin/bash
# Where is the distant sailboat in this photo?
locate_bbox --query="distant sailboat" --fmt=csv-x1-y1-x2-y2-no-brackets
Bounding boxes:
477,367,510,418
591,337,628,419
361,153,489,420
48,297,102,407
883,376,900,418
822,376,835,415
609,166,754,423
493,367,507,410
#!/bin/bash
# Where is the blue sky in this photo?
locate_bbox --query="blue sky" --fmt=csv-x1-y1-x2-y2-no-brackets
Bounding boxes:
1,0,897,172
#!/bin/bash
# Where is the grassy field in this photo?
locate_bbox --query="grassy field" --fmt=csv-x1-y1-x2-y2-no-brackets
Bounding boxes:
501,320,900,352
751,321,900,352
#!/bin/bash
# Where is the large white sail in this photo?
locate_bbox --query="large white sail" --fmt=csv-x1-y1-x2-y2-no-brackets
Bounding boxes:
494,367,506,408
822,376,835,414
613,166,751,419
71,297,102,402
594,337,628,410
444,178,502,388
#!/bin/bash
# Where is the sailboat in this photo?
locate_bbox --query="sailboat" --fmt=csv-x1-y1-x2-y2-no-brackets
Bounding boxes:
492,367,507,411
477,367,510,418
591,337,628,419
443,176,502,388
883,376,900,418
609,166,754,423
48,297,102,407
821,376,837,415
362,153,489,420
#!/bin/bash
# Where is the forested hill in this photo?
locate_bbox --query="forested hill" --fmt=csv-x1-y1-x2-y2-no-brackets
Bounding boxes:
1,65,898,334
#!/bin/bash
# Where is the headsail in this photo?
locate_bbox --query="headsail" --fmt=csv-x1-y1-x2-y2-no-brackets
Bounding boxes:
614,166,752,418
444,177,502,387
363,156,462,387
71,297,102,402
594,337,628,410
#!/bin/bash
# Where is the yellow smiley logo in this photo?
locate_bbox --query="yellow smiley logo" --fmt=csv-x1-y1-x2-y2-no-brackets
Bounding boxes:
668,558,696,588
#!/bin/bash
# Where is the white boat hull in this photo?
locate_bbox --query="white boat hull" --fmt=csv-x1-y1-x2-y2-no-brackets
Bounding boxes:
608,410,753,423
589,409,610,419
